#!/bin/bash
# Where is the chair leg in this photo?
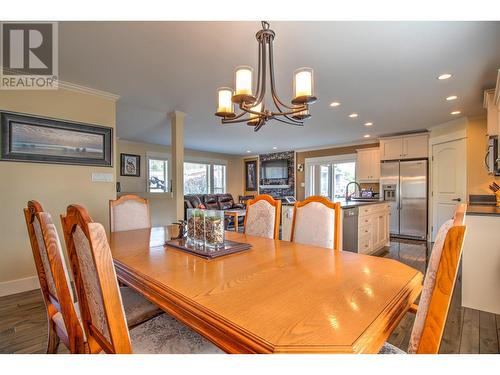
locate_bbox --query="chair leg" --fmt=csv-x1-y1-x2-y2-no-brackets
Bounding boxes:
46,321,60,354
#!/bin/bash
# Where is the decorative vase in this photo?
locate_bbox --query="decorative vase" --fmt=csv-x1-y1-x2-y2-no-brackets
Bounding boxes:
204,210,225,249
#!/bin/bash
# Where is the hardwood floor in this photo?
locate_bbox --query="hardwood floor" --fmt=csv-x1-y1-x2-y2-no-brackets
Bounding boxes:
0,238,499,354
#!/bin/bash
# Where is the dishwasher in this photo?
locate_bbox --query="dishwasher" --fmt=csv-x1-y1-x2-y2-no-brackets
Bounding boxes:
342,206,359,252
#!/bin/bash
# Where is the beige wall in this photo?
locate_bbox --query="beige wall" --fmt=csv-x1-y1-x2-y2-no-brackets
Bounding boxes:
117,139,244,225
467,116,500,195
0,88,116,287
296,143,379,200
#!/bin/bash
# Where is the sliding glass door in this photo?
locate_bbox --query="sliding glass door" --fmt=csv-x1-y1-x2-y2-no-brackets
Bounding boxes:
305,155,356,201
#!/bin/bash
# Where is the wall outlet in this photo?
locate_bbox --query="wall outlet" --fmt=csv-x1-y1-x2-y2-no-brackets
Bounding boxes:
92,173,114,182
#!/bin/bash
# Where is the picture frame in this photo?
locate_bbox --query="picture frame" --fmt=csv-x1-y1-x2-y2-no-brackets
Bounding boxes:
245,160,258,191
120,153,141,177
0,111,113,167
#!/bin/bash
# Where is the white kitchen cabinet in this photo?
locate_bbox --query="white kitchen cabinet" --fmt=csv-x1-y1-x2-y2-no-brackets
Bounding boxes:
357,203,390,255
281,205,294,241
483,89,499,136
380,133,429,160
379,138,403,160
356,148,380,182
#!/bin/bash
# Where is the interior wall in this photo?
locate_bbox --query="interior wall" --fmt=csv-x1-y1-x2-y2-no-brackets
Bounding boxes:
296,143,379,200
0,88,117,291
116,139,244,225
467,116,500,195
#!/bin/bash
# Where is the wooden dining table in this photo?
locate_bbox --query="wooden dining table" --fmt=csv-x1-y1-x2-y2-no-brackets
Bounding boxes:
110,227,423,353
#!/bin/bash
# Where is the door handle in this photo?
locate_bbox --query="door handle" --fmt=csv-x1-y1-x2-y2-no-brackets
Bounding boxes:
451,198,462,202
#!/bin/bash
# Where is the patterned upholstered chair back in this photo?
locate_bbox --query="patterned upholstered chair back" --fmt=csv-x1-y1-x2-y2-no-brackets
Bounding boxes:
61,205,132,354
243,194,281,239
109,195,151,232
408,203,466,354
291,196,341,250
23,201,85,353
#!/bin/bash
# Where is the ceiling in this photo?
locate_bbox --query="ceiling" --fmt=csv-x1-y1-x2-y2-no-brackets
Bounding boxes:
59,21,500,155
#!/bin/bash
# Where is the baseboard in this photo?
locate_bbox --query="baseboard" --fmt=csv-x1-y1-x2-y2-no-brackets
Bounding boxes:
0,276,40,297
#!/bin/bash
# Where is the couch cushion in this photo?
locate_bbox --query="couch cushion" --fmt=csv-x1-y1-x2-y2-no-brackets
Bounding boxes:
204,194,219,209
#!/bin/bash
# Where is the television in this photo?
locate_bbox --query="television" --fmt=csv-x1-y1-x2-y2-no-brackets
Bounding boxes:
261,160,288,179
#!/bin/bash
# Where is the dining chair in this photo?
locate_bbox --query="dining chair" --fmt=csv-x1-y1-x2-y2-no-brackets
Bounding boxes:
379,203,467,354
60,204,222,354
290,196,341,250
109,194,151,232
23,201,85,354
243,194,281,239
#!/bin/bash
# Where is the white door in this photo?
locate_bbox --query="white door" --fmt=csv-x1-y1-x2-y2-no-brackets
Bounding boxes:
431,138,466,240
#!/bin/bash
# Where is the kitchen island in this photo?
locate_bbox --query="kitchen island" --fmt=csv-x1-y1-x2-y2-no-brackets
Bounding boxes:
461,204,500,314
281,199,390,255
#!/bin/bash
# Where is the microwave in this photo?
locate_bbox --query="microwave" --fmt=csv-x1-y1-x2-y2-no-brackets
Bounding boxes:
486,136,500,176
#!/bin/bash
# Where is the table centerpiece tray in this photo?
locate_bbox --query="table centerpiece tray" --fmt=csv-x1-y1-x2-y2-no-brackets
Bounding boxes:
164,238,252,259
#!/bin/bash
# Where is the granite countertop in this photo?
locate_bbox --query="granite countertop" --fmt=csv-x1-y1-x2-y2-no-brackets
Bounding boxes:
282,199,384,209
467,204,500,216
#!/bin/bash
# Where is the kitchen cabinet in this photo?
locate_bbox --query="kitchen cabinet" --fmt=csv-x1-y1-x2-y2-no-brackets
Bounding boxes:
281,205,294,241
357,203,390,255
483,89,499,136
356,148,380,182
380,133,429,160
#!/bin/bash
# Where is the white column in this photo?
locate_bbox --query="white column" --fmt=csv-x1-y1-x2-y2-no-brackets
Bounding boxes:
169,110,186,221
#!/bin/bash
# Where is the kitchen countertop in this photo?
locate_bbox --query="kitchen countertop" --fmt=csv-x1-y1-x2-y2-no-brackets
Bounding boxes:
467,204,500,216
282,199,384,209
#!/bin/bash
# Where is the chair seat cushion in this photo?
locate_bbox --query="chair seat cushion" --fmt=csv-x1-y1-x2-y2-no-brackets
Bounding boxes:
129,313,224,354
120,286,162,328
378,342,406,354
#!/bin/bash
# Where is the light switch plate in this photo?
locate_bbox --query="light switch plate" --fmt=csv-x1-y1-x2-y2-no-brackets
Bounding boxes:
92,173,113,182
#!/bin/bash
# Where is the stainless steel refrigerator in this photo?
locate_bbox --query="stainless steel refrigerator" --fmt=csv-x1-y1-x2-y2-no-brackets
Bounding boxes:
380,160,428,240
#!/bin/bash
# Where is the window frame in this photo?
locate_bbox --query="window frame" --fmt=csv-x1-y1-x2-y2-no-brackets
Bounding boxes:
146,152,171,194
304,154,357,199
183,157,228,195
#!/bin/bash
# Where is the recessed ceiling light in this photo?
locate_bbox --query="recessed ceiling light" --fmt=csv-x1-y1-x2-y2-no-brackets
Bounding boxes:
272,146,277,150
349,113,358,118
246,150,251,153
363,134,371,138
450,111,461,115
364,122,373,126
446,95,458,101
330,101,340,107
438,73,452,80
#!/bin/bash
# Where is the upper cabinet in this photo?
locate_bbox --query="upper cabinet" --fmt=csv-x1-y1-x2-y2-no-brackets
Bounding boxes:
356,148,380,182
379,133,429,161
484,88,500,137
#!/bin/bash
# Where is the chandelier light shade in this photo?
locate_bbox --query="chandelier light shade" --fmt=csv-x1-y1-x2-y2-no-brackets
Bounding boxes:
216,87,235,118
215,21,317,132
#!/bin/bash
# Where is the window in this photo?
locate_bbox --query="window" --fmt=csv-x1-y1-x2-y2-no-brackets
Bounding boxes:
148,158,168,193
184,161,227,195
305,155,356,201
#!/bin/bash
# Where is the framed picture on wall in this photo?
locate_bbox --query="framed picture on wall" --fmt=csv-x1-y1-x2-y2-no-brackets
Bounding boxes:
0,111,113,166
120,153,141,177
245,160,258,191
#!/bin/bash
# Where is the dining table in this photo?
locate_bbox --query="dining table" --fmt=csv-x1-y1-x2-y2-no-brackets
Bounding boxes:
110,227,423,353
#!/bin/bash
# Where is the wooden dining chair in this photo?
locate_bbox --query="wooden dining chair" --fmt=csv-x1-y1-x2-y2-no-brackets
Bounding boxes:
243,194,281,239
60,204,222,354
290,196,341,250
379,204,467,354
109,194,151,232
23,201,85,354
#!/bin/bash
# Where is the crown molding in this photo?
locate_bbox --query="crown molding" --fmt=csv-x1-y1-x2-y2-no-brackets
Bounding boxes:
57,80,120,102
0,66,120,101
494,69,500,106
294,139,379,153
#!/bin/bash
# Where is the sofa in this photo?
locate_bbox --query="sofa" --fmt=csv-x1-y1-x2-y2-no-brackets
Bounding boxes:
183,193,245,223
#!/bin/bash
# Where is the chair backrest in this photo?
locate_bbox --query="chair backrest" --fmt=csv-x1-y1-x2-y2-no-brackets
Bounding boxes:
408,203,467,354
61,204,132,354
23,201,85,352
243,194,281,239
109,194,151,232
290,196,341,250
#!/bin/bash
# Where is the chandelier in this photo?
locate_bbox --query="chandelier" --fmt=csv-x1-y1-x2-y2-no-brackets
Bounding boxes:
215,21,317,132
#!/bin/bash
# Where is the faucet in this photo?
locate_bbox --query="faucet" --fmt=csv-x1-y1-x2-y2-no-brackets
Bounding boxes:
345,181,361,201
